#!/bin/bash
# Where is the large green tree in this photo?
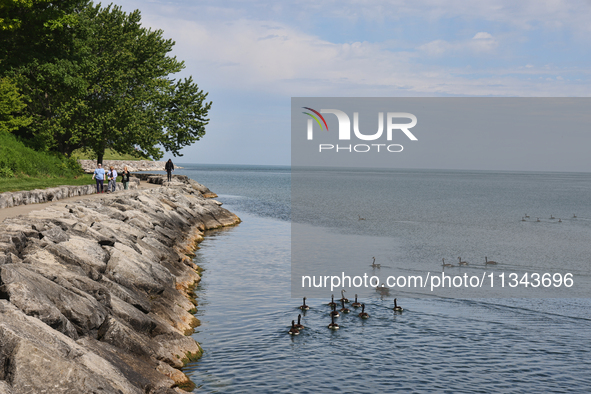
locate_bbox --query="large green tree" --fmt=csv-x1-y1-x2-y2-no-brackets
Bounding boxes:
1,1,211,163
0,0,88,151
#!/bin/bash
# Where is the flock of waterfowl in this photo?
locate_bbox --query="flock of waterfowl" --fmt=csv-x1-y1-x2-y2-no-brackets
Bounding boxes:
441,256,498,268
521,213,577,223
288,290,403,335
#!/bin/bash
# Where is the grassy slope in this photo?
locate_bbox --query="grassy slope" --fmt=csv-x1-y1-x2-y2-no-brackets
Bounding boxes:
0,131,90,193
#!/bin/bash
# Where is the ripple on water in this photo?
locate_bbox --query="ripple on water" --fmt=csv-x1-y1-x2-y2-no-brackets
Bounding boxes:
181,213,591,393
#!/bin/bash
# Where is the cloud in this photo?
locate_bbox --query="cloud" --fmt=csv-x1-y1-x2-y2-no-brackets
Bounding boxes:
473,32,493,39
133,1,591,97
418,32,498,56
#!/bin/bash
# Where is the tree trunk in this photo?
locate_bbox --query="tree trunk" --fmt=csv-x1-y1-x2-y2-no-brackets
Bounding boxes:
97,150,104,166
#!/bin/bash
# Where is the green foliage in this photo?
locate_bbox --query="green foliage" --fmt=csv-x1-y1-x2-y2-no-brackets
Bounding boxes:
0,0,76,31
0,77,31,133
0,131,83,178
0,0,89,152
0,166,14,178
0,1,211,163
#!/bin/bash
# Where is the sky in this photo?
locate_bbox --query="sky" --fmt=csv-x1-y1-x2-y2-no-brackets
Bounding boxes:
113,0,591,171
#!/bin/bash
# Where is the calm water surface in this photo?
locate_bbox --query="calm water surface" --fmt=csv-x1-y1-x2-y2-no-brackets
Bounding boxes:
174,164,591,393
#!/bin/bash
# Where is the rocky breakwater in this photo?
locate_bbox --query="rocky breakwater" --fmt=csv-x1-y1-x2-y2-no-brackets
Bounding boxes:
134,174,218,198
0,180,240,393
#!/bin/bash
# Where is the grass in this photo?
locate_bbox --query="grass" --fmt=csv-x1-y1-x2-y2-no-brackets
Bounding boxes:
0,174,93,193
72,148,151,161
0,132,83,179
0,131,94,193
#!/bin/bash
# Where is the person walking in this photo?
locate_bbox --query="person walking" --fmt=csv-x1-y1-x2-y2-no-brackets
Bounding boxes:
121,166,131,190
165,159,174,182
108,166,118,192
92,163,105,193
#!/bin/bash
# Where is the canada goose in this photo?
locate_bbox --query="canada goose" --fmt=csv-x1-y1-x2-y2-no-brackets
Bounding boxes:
288,320,300,335
294,314,305,330
330,303,340,318
442,258,454,268
375,283,390,294
550,215,555,219
358,304,369,319
328,295,337,308
485,256,498,265
351,294,362,308
521,217,526,222
536,218,540,222
558,218,562,222
525,214,530,218
299,297,310,310
370,256,381,269
393,298,403,312
458,257,468,266
328,314,339,329
358,215,365,220
573,214,577,218
340,289,349,303
340,299,351,314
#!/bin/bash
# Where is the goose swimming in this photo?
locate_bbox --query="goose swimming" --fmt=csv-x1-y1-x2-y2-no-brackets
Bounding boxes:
330,303,340,318
375,283,390,294
294,314,305,330
299,297,310,310
328,295,337,308
340,289,349,303
442,258,454,268
288,320,300,335
358,303,369,319
340,299,351,314
328,314,339,329
370,257,381,269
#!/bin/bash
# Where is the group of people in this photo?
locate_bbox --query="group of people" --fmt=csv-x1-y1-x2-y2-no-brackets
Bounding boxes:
92,164,132,194
91,159,175,194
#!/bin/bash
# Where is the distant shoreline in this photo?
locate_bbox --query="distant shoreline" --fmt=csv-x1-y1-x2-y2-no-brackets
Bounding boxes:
78,159,183,173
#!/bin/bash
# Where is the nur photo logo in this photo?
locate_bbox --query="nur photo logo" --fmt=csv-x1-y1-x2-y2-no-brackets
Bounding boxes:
302,107,418,153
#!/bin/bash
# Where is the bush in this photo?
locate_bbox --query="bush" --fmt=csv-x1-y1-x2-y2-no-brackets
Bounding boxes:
0,166,14,178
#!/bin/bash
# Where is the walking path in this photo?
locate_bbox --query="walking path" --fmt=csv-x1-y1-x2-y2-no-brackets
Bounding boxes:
0,181,159,222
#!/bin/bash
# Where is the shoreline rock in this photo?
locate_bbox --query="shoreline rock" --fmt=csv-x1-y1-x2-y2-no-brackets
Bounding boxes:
0,178,240,393
133,174,218,198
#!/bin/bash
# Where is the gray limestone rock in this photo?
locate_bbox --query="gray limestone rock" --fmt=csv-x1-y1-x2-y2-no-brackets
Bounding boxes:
41,225,70,243
0,180,241,393
0,300,143,394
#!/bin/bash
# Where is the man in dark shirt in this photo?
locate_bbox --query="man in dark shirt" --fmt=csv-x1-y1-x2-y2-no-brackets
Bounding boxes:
165,159,174,182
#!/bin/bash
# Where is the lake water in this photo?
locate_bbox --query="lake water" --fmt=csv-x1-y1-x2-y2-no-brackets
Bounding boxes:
172,164,591,393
